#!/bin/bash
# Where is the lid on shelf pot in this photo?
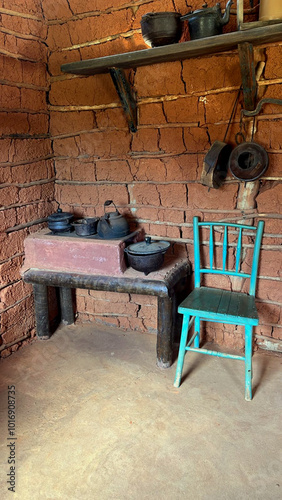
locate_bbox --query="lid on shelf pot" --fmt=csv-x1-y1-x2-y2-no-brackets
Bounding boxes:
126,236,170,255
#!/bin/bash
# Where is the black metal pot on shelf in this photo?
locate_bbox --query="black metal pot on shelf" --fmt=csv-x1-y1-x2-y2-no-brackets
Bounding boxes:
141,12,183,47
47,208,74,233
124,236,170,275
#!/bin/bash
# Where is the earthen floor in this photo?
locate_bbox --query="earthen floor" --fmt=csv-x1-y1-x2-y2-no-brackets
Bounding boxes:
0,323,281,500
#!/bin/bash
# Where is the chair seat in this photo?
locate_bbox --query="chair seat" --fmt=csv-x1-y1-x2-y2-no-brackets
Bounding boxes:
178,287,259,326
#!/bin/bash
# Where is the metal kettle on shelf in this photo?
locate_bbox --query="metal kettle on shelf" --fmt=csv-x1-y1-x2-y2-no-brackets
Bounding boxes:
181,1,233,40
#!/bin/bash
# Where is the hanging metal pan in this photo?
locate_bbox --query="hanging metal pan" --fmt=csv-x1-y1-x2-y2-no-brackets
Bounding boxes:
201,141,232,188
229,141,268,181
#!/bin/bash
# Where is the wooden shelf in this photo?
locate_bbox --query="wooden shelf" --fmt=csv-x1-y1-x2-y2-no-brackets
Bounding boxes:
60,23,282,132
61,23,282,76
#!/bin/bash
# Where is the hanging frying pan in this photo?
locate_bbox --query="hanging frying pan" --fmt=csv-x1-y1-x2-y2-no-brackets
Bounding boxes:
201,141,232,188
229,141,269,181
200,88,241,189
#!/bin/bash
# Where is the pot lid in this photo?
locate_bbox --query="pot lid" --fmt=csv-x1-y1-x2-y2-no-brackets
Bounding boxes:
229,142,269,181
48,208,73,222
126,236,170,255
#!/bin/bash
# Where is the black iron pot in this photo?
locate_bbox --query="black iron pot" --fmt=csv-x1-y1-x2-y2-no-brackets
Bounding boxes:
124,236,170,275
72,217,99,236
141,12,182,47
48,208,74,233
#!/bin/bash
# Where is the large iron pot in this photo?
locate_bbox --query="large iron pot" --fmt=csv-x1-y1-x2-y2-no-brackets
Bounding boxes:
48,208,74,233
97,200,130,239
124,236,170,275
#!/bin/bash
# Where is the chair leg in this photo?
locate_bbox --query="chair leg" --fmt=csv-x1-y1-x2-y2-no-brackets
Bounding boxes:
194,316,200,348
245,325,253,401
174,314,190,388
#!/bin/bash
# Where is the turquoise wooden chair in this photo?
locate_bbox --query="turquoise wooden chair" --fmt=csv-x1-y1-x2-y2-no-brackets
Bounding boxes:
174,217,264,400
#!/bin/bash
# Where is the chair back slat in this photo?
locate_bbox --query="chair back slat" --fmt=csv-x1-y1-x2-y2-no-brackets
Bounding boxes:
250,220,265,296
209,226,214,269
222,226,228,271
193,217,264,295
235,227,243,273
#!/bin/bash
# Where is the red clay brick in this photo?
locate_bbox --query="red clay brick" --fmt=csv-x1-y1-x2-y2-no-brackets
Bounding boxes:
69,0,127,13
131,129,159,153
0,281,31,310
0,186,19,207
50,74,117,106
264,45,282,79
0,256,23,286
135,62,185,97
182,53,241,92
129,183,160,206
41,0,72,20
259,249,282,278
256,183,282,213
183,127,210,152
66,10,132,47
256,278,282,303
256,120,282,150
21,88,47,112
163,96,205,124
139,103,167,126
188,183,239,210
0,85,21,109
71,162,95,182
78,130,131,158
50,111,95,135
95,108,128,129
96,160,133,182
128,158,166,181
158,183,187,208
159,128,186,154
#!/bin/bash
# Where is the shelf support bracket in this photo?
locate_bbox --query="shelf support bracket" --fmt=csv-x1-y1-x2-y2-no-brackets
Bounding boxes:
109,67,137,133
238,42,257,111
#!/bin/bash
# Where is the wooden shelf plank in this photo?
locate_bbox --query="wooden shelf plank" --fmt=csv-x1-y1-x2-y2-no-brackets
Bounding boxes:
61,23,282,76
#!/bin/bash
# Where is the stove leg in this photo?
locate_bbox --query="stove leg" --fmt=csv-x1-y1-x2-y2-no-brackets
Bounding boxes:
157,295,173,368
59,287,74,325
33,283,50,339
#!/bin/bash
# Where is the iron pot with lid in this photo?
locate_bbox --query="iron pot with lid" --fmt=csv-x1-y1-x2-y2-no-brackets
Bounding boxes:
124,236,170,275
48,207,74,233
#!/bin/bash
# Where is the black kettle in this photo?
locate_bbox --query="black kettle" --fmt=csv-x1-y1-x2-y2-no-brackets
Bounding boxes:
181,1,233,40
97,200,130,239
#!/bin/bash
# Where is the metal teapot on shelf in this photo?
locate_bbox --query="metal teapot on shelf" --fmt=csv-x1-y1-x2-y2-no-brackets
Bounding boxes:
181,1,233,40
97,200,130,239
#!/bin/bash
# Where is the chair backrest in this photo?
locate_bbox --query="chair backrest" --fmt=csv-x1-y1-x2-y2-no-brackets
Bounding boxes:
193,217,264,296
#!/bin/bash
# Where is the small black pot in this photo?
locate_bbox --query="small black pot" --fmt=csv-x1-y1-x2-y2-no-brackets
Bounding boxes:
141,12,182,47
48,208,74,233
72,217,99,236
124,236,170,275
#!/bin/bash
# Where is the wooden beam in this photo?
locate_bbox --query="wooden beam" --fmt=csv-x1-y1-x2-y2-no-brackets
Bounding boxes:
238,42,257,110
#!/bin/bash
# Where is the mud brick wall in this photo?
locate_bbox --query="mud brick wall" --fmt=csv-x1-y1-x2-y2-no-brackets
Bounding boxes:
0,0,54,357
0,1,277,355
43,0,282,352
